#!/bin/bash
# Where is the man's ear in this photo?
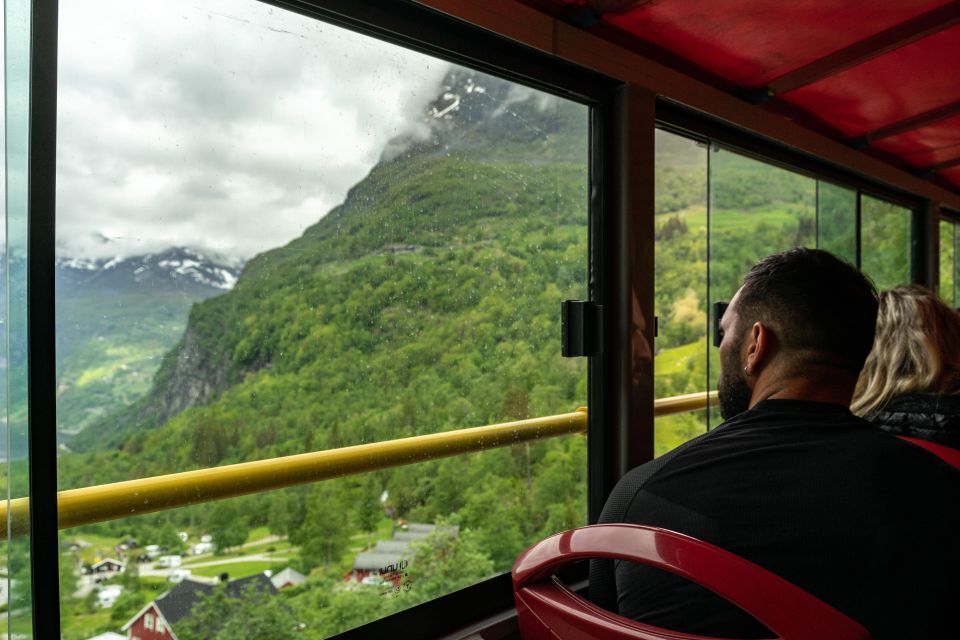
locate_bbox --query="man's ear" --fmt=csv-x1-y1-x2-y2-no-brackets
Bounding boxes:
744,322,772,376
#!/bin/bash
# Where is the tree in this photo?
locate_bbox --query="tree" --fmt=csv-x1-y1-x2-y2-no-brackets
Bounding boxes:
109,589,145,624
293,481,352,570
176,585,232,640
58,551,79,603
309,587,394,638
395,522,495,604
266,489,305,539
207,502,248,553
213,588,299,640
155,521,186,554
354,475,384,547
120,560,141,592
177,583,299,640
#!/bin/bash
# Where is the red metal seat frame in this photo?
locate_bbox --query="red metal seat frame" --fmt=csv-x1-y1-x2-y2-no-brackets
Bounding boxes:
512,524,871,640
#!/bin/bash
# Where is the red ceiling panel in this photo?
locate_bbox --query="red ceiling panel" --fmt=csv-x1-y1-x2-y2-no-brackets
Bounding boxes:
872,114,960,169
601,0,951,86
781,26,960,137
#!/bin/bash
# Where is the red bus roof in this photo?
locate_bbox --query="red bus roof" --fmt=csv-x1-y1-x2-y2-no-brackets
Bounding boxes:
524,0,960,194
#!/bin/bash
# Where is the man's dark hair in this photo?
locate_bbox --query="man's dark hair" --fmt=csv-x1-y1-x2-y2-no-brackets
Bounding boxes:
736,248,878,373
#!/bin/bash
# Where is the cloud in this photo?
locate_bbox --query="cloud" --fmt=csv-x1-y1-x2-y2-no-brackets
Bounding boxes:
55,0,449,260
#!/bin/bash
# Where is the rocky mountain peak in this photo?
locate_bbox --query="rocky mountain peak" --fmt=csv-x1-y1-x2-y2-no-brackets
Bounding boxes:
56,247,243,295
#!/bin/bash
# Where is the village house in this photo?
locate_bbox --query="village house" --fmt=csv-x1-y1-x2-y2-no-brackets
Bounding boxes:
346,523,459,587
269,567,306,590
121,573,276,640
90,558,124,583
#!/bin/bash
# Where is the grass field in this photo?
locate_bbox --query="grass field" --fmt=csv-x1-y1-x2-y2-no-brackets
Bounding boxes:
190,560,279,579
654,340,703,376
245,526,270,543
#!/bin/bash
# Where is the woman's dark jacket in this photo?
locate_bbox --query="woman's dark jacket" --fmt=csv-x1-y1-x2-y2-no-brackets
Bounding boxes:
865,393,960,449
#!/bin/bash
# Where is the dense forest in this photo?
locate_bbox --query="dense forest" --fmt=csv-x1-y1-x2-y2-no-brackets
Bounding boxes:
30,67,916,640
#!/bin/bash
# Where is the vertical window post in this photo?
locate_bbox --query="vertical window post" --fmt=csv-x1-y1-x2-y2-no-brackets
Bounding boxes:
912,201,937,289
590,84,655,522
28,0,63,635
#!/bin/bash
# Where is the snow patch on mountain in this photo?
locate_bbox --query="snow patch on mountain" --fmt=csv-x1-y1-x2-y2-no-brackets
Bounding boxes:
56,247,243,292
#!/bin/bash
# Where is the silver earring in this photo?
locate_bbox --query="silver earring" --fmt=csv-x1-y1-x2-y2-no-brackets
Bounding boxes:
743,366,751,377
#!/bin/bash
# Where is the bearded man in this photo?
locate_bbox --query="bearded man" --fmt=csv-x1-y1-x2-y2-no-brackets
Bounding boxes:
590,248,959,639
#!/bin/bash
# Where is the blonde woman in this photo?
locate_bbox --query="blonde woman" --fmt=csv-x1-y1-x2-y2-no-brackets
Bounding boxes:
852,285,960,449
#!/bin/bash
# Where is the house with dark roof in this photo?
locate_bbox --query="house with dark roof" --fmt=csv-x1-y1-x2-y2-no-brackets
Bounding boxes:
346,523,460,586
121,573,276,640
90,558,124,583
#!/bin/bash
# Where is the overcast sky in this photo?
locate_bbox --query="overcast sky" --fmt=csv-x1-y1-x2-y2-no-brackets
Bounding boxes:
55,0,450,261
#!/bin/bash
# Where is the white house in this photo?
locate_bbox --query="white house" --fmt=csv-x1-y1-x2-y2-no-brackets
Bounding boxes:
269,567,306,590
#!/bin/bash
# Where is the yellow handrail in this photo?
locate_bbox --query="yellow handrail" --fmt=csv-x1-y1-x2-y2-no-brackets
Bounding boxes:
1,391,715,539
655,390,716,416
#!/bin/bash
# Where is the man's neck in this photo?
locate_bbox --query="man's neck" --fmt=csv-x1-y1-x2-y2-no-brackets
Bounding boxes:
749,365,856,410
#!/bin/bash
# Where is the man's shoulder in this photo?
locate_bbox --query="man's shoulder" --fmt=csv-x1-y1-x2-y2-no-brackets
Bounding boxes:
599,428,719,524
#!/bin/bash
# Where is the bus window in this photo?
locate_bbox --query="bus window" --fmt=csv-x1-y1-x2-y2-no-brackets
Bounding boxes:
53,0,590,635
940,217,957,306
653,129,708,454
817,182,857,266
860,195,912,290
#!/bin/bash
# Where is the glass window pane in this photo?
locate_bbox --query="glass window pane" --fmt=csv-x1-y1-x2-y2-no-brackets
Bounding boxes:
653,129,708,455
4,0,34,635
816,181,857,265
860,195,912,290
707,147,816,424
940,219,956,306
54,0,589,636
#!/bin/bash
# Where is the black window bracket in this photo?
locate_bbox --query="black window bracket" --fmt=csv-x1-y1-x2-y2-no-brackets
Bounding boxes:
562,300,603,357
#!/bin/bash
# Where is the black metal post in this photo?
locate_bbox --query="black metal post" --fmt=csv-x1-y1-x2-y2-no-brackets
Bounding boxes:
589,84,656,523
911,201,936,288
27,0,62,635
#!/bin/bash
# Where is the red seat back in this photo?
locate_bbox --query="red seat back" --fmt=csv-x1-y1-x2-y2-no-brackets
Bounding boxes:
898,436,960,469
512,524,871,640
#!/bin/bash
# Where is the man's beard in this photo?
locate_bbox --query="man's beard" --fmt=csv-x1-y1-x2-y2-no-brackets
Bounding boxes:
718,341,752,420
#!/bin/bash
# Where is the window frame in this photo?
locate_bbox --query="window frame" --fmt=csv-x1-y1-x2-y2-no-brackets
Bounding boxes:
27,0,622,637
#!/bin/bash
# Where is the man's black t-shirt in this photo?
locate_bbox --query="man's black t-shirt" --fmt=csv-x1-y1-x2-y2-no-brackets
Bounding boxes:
590,399,960,639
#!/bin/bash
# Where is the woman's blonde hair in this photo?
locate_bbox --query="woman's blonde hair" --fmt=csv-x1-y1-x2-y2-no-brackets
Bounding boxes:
852,285,960,416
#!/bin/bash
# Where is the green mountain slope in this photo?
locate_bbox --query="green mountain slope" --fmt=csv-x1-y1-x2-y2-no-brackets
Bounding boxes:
63,71,589,491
